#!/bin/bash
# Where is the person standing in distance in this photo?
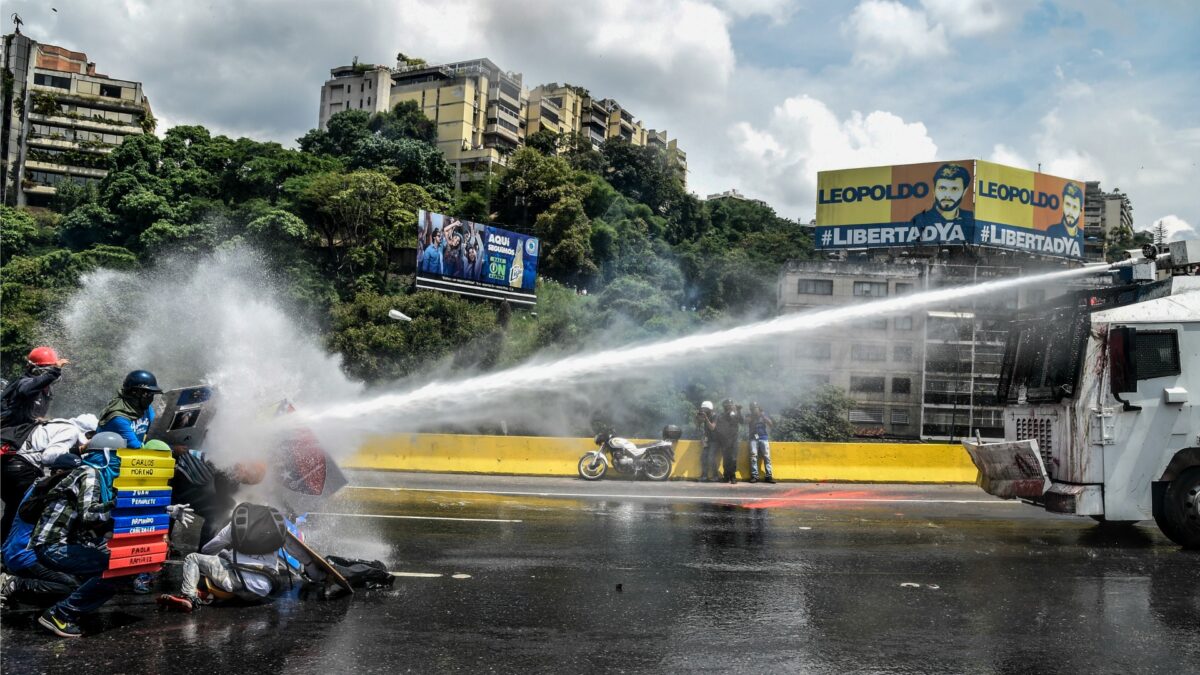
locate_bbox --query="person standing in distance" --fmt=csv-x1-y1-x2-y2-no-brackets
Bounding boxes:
746,402,776,484
694,401,717,482
715,399,744,484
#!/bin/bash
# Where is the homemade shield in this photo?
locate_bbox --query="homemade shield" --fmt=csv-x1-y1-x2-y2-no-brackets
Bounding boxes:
962,439,1051,499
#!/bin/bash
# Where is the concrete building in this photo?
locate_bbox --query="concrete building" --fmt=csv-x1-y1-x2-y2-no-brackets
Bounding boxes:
1,33,153,207
319,59,687,188
1082,181,1134,261
777,257,1078,441
706,188,768,208
319,56,528,186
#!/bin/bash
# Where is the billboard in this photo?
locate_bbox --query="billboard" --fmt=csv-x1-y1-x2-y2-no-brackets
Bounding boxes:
815,160,1086,260
415,210,539,305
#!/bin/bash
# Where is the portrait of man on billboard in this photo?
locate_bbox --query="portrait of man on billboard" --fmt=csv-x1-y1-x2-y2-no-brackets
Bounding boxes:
913,162,973,229
1046,182,1084,245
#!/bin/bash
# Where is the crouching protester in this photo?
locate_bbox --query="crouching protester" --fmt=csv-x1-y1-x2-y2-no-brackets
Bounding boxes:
158,503,328,612
169,445,267,548
0,454,85,608
29,432,192,637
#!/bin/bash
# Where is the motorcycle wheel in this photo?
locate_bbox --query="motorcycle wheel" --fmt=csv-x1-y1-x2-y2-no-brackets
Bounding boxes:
578,454,608,481
642,452,672,481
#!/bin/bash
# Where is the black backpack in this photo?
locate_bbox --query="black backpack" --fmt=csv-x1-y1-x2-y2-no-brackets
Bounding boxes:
17,469,74,523
326,556,394,589
230,503,287,555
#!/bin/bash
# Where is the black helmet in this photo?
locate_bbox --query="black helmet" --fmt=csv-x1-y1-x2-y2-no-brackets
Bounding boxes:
122,370,163,395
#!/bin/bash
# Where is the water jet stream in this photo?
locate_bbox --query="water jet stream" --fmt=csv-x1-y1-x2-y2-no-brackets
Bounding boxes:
296,263,1113,426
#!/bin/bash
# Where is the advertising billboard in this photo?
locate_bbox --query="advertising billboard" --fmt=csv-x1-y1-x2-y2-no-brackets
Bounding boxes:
815,160,1086,260
415,210,539,305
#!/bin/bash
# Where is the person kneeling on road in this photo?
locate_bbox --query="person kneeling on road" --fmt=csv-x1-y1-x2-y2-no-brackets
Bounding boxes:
0,454,85,608
158,502,328,613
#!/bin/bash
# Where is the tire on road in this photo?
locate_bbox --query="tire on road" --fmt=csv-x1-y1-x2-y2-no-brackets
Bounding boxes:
578,454,607,481
642,451,672,481
1157,467,1200,549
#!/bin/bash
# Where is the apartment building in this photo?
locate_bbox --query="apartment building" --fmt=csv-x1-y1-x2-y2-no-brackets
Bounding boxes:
319,58,687,187
1,33,153,207
776,257,1073,441
1082,181,1134,260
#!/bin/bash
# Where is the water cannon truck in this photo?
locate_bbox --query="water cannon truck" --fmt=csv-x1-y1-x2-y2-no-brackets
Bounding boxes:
965,240,1200,547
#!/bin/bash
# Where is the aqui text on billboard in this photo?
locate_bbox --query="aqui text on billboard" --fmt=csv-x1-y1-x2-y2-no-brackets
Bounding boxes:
415,210,539,305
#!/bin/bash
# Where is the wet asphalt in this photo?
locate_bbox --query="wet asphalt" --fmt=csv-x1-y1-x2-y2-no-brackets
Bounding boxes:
2,471,1198,674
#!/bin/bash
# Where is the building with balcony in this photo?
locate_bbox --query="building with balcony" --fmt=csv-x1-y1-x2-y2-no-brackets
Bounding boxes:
320,56,528,187
1,33,153,207
1082,181,1134,260
776,258,1077,441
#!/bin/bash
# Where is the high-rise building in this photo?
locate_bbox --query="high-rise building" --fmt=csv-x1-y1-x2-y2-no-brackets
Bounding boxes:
1,33,153,207
320,56,528,187
319,59,687,188
1082,181,1134,261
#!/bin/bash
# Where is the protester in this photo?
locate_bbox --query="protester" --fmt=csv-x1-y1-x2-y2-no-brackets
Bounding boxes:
0,454,85,608
29,432,123,637
157,502,329,612
694,401,717,482
714,399,744,484
0,346,69,429
97,370,163,449
1,414,97,542
169,442,267,548
746,402,776,484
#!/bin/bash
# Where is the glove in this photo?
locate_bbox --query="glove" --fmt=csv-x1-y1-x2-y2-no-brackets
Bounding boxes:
167,503,196,527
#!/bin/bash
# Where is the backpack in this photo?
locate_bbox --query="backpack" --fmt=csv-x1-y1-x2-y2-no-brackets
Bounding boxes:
326,556,394,589
17,469,74,523
230,503,287,555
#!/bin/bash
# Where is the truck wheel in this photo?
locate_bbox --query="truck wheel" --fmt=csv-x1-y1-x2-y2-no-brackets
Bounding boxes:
1158,467,1200,549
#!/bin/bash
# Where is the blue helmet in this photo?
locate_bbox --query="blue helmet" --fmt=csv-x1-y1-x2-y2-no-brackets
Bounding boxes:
122,370,162,395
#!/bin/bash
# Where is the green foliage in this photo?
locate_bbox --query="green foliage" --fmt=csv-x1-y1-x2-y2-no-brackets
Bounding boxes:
328,291,498,381
494,147,580,226
1,206,52,265
774,386,856,441
525,129,560,155
368,101,437,144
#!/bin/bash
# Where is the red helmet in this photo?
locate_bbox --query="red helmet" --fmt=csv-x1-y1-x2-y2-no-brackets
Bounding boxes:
27,346,59,366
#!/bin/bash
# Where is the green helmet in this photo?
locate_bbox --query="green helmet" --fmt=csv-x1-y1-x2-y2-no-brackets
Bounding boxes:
88,431,127,453
143,439,171,452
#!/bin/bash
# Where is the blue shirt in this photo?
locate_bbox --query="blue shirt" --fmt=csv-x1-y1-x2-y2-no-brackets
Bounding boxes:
2,487,39,571
97,406,154,449
420,242,444,274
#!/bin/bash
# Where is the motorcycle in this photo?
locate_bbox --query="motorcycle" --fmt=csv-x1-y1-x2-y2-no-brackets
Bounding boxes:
578,424,682,481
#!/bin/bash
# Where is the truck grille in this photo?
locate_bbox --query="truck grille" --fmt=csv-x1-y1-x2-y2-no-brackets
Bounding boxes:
1014,417,1053,467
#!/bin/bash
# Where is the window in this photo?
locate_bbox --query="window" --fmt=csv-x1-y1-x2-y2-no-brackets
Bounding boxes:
895,283,914,295
1135,331,1181,380
891,409,910,425
853,281,888,298
851,376,885,393
367,96,371,106
849,407,885,423
895,316,913,331
346,84,352,93
796,279,833,295
99,84,123,98
345,101,350,110
796,342,832,360
34,73,71,89
360,83,364,92
893,344,913,362
850,344,886,361
858,317,888,330
892,377,911,394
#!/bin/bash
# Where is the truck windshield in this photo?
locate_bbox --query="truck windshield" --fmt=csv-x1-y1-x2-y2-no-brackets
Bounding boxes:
997,307,1089,404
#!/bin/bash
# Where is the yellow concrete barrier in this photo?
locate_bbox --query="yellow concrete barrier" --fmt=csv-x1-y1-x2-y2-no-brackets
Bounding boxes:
346,433,979,484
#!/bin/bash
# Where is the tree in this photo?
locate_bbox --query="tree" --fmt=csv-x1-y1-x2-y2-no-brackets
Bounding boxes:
534,196,597,285
601,139,685,218
298,109,372,157
0,206,50,265
525,129,560,156
495,147,579,226
774,386,856,441
368,100,437,144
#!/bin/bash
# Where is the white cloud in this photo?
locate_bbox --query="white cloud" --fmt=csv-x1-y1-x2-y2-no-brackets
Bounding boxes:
919,0,1021,37
844,0,949,68
727,95,938,218
1139,215,1197,242
712,0,799,23
989,143,1028,169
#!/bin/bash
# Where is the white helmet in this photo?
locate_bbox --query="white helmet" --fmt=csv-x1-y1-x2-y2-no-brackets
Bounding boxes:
700,401,713,411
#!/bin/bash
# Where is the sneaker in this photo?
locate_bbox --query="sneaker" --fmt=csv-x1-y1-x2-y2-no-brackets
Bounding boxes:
749,477,758,483
728,478,737,485
156,594,196,613
764,477,777,484
699,476,710,483
132,572,154,594
38,609,83,638
0,571,15,597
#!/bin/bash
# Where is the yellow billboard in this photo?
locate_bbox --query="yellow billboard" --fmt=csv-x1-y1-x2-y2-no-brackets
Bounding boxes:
815,160,1086,259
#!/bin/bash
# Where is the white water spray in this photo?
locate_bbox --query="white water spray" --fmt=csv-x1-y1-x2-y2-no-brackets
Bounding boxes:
296,263,1112,430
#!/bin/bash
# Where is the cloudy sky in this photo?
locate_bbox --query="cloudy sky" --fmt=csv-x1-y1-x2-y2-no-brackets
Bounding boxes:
11,0,1199,239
